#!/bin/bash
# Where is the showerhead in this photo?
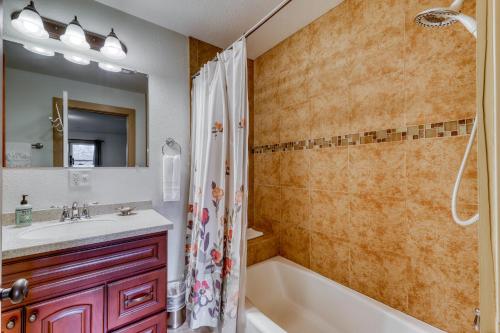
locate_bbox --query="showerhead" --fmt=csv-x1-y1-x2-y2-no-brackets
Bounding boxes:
414,0,477,38
414,8,459,28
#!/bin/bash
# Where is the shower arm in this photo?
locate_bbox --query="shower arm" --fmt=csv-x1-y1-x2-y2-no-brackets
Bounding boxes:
447,0,478,38
449,0,464,11
456,13,477,38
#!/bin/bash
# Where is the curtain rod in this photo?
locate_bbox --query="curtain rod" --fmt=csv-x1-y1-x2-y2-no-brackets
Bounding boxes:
192,0,293,79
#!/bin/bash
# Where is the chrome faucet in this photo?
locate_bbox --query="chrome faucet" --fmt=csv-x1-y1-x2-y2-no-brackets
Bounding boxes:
60,206,70,222
59,202,92,222
71,202,80,220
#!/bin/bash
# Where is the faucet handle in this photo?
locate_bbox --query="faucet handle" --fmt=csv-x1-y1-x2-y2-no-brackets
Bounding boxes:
473,308,480,331
82,203,91,219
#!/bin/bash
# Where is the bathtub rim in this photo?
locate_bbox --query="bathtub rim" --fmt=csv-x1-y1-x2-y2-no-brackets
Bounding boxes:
246,256,446,333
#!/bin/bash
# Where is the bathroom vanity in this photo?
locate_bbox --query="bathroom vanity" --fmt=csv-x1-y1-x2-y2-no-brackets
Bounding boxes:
1,209,173,333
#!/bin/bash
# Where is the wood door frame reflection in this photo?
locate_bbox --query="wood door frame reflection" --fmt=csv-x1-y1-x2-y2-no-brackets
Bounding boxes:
52,97,136,167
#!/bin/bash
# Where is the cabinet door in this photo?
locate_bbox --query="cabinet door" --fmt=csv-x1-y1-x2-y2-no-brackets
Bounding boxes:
1,309,21,333
25,286,104,333
112,312,167,333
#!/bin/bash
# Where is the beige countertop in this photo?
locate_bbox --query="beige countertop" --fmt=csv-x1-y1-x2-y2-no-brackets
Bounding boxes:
2,209,174,260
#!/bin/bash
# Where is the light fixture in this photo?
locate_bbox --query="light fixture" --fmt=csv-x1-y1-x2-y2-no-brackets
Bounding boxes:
11,1,49,39
60,16,90,50
63,53,90,65
100,28,127,60
23,44,54,56
98,62,122,73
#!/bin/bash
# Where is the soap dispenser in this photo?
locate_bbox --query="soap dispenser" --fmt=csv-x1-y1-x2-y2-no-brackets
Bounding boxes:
15,195,32,227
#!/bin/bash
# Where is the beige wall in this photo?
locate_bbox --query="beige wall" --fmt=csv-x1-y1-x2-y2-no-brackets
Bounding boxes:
252,0,478,332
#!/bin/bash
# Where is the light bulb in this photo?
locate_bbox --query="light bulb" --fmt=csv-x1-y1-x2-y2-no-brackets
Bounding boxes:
98,62,122,73
60,16,90,49
63,53,90,65
11,1,49,39
23,44,55,56
100,28,126,60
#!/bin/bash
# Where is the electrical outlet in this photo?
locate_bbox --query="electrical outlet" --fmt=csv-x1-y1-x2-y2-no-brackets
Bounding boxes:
69,169,92,188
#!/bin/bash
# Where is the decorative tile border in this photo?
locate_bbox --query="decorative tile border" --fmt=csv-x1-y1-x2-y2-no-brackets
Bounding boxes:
252,118,474,154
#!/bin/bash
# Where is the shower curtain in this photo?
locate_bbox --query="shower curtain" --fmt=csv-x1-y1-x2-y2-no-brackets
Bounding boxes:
185,39,249,332
476,0,498,330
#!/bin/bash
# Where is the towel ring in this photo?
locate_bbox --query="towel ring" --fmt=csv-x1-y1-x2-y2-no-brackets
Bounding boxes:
162,137,181,155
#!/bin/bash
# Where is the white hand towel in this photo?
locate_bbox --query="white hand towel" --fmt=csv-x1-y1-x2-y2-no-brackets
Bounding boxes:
6,142,32,168
163,154,181,202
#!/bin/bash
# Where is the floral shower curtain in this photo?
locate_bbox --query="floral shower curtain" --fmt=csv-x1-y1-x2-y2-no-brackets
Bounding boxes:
185,39,249,332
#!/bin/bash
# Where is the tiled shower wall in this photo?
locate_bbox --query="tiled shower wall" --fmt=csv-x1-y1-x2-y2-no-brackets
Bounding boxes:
252,1,478,332
188,37,222,77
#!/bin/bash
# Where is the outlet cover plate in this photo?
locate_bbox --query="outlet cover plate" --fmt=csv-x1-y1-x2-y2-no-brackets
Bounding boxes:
69,169,92,188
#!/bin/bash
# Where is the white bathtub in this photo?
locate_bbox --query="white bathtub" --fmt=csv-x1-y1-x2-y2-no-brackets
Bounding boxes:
245,257,445,333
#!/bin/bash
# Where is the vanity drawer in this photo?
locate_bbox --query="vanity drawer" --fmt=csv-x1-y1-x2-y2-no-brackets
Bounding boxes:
112,312,167,333
1,309,21,333
107,268,166,330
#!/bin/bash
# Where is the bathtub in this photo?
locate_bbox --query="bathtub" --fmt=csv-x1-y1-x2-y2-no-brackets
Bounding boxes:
245,257,445,333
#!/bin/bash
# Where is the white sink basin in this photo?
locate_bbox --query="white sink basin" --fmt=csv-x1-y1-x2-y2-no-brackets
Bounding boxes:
18,219,117,240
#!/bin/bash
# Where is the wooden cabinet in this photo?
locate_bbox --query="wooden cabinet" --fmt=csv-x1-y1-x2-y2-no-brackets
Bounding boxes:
2,232,168,333
25,287,104,333
113,312,167,333
1,309,21,333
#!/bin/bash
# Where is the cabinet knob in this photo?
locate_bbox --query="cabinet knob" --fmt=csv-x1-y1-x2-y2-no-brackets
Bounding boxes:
28,312,37,323
0,278,29,304
6,318,15,329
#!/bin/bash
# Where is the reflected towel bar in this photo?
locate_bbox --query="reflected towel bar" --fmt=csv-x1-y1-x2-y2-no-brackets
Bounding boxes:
162,138,181,155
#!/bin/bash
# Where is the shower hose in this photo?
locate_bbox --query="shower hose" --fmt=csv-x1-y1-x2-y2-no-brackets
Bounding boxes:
451,114,479,226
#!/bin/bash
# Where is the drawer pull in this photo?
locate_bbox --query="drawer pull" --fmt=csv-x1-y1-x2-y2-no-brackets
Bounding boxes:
28,312,37,323
6,318,16,329
125,292,152,307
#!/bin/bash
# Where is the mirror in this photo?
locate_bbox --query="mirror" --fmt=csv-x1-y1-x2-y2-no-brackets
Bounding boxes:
3,40,148,168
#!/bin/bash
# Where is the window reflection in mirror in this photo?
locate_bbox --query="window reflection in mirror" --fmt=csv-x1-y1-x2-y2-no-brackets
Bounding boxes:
70,141,97,167
3,40,148,168
68,110,128,167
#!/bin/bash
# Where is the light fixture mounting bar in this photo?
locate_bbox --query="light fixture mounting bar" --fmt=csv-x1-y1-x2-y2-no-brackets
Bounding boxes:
10,10,128,53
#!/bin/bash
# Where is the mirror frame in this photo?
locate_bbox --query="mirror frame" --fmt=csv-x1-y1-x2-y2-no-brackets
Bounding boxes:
52,98,136,167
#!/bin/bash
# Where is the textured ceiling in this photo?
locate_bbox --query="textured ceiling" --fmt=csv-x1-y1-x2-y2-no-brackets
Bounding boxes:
96,0,283,48
95,0,343,59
